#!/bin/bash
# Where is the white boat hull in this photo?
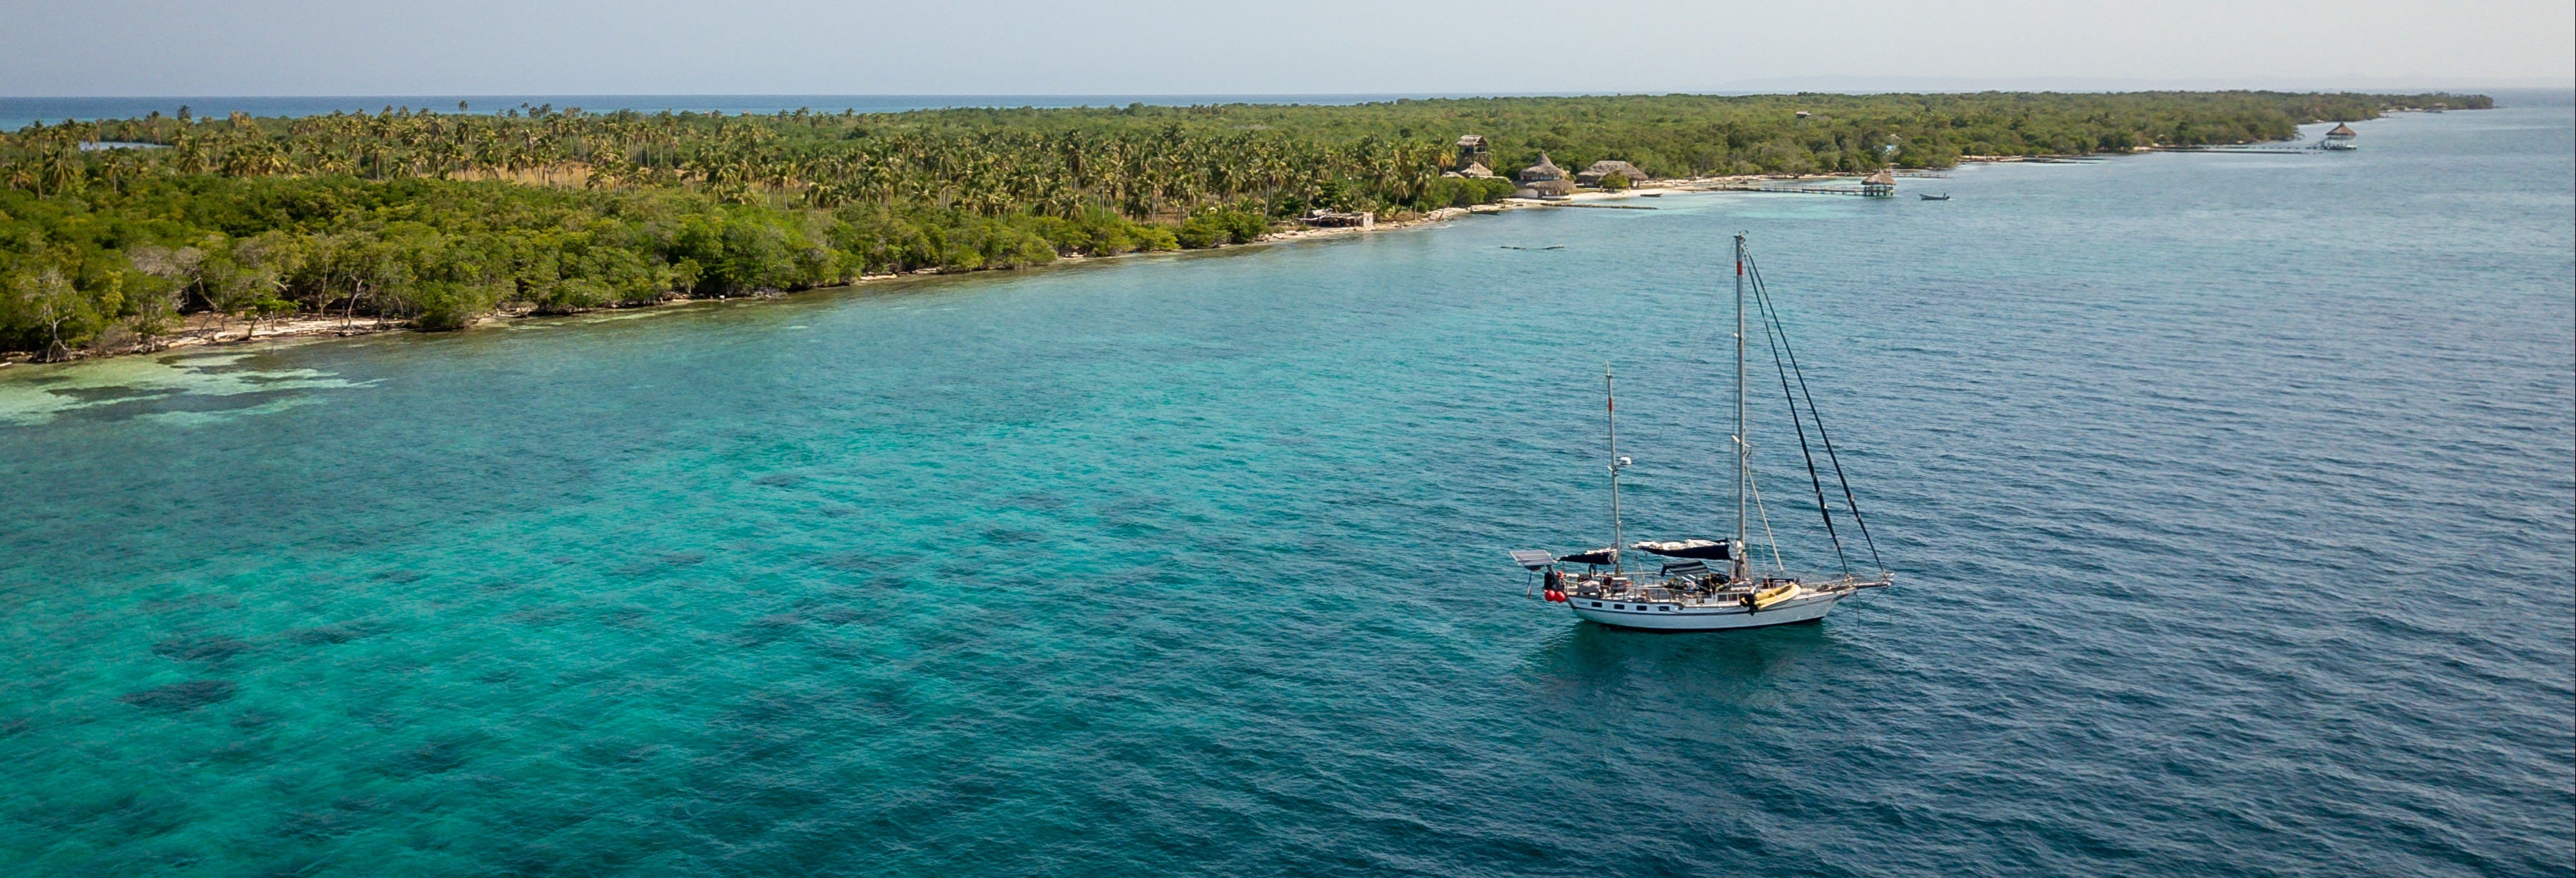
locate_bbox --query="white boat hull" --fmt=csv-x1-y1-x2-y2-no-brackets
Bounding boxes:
1564,589,1844,631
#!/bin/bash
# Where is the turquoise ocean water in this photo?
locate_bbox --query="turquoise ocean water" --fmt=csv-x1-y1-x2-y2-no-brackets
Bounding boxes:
3,109,2570,876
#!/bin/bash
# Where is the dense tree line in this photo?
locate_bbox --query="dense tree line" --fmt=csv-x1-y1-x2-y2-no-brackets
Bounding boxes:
0,91,2484,358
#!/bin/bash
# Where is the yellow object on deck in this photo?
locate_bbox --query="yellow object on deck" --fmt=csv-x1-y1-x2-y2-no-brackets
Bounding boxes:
1753,583,1803,610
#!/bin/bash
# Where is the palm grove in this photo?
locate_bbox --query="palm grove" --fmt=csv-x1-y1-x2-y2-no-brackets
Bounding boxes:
0,90,2479,360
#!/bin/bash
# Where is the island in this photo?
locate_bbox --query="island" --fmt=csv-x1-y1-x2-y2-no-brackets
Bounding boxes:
0,91,2487,362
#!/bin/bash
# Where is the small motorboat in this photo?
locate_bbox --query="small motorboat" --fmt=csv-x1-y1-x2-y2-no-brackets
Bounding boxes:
1919,193,1951,201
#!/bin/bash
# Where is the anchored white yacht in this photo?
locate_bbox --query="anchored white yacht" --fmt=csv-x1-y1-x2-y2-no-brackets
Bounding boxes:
1512,234,1892,631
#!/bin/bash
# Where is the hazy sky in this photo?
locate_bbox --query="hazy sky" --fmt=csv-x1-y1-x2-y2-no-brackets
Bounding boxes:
4,0,2569,96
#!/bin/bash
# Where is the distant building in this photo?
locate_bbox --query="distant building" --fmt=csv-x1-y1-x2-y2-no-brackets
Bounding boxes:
1514,153,1576,198
1454,134,1491,171
1457,161,1495,179
1306,209,1373,228
1576,159,1651,187
1860,169,1896,197
1795,110,1812,119
2321,123,2359,151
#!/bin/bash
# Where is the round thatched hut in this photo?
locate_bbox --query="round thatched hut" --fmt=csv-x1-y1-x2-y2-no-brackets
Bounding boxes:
1515,153,1576,197
2321,123,2359,151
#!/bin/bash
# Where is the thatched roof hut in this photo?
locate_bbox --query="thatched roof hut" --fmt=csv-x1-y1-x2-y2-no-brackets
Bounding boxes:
1576,159,1651,186
1515,178,1577,198
1518,153,1570,182
2326,123,2357,138
1509,153,1579,197
1453,134,1491,172
1458,161,1494,179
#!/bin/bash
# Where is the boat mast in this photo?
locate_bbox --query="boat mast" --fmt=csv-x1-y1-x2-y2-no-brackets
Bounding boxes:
1606,365,1625,574
1734,234,1749,581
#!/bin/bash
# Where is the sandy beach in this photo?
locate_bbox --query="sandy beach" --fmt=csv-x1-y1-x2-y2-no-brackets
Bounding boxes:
3,171,1920,367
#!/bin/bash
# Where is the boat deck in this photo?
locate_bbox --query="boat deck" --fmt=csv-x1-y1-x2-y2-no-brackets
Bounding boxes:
1559,570,1890,608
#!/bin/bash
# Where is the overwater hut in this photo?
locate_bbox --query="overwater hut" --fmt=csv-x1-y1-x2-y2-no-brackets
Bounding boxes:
1576,159,1651,187
1860,169,1896,197
2320,122,2359,151
1515,153,1577,198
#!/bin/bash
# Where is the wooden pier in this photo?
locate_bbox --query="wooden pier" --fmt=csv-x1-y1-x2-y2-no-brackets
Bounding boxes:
2148,147,2320,155
1697,184,1887,197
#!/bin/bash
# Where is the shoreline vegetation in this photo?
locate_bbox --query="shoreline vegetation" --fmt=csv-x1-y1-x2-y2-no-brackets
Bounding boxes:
0,91,2487,363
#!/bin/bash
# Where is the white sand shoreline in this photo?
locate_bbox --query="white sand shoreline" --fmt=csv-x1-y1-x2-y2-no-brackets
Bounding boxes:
2,169,1973,367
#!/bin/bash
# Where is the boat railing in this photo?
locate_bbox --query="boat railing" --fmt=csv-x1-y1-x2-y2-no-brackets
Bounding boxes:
1566,573,1755,604
1563,569,1891,602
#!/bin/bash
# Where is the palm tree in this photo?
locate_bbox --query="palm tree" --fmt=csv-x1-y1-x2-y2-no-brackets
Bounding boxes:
221,139,290,177
99,148,145,193
36,143,83,196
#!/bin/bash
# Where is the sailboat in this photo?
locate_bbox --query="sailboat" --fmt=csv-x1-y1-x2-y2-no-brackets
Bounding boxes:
1509,234,1892,631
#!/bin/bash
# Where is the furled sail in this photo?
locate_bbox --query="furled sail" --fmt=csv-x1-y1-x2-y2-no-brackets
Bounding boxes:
1556,548,1619,566
1629,539,1731,560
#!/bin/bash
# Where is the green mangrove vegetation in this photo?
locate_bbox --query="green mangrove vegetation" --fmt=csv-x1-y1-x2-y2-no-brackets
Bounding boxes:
0,91,2484,359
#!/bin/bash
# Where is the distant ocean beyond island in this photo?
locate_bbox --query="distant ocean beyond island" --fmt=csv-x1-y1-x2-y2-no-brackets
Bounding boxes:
12,88,2565,132
1,94,1459,131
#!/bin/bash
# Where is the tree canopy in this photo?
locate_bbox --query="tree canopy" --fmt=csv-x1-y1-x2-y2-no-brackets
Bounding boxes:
0,91,2486,358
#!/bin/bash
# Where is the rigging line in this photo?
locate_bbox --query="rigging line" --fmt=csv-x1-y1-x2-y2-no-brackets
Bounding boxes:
1747,465,1787,572
1748,261,1871,576
1727,325,1785,572
1747,255,1852,576
1746,260,1887,577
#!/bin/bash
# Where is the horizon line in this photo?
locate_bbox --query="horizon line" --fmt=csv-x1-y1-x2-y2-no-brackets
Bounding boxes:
5,83,2567,101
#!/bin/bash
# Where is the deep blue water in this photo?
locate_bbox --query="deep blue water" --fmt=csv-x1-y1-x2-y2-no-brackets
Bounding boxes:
1,94,1466,132
14,89,2563,133
1,112,2570,876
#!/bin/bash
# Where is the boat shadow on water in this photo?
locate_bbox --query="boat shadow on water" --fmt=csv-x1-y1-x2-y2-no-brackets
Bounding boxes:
1524,618,1840,697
